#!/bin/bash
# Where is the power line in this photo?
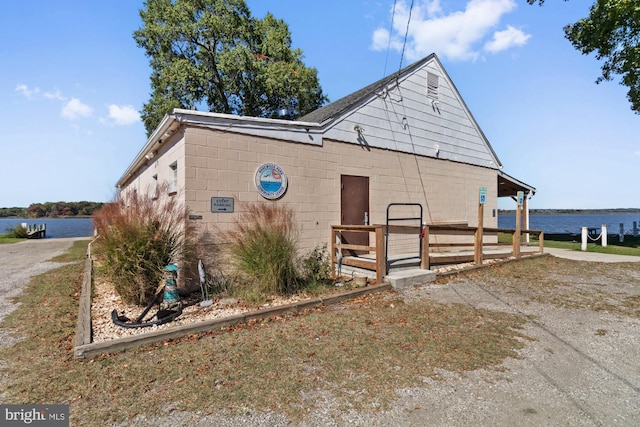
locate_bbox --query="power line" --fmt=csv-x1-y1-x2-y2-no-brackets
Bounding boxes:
398,0,415,74
383,0,398,78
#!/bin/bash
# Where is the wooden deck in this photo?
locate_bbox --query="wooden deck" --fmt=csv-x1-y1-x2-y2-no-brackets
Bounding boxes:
23,223,46,239
331,224,544,283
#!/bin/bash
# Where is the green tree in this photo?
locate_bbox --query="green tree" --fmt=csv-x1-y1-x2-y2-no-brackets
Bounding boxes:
529,0,640,113
26,204,44,218
0,207,27,218
134,0,328,135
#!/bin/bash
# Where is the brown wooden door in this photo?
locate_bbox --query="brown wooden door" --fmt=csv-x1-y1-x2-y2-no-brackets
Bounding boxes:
340,175,369,256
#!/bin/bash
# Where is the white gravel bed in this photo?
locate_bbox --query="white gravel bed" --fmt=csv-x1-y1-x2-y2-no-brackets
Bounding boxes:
92,279,317,342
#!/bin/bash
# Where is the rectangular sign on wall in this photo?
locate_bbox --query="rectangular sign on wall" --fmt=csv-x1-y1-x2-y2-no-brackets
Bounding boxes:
211,197,234,213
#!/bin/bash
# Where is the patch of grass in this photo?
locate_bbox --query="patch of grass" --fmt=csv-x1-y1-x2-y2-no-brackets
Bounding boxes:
450,256,640,318
0,226,29,242
49,240,90,263
543,236,640,257
0,243,530,426
545,240,640,256
498,232,640,256
497,232,513,244
0,235,26,244
0,262,85,415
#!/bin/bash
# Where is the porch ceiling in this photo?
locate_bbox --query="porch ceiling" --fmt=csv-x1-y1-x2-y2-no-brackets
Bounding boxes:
498,171,536,198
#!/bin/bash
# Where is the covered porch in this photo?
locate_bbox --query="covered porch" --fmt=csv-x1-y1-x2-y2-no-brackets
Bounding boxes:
498,170,537,239
330,172,540,287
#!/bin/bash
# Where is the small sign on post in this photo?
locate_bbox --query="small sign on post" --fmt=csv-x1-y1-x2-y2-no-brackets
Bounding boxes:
517,191,524,206
479,186,487,205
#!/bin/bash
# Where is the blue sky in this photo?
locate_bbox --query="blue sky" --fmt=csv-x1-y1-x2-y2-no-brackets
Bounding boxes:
1,0,637,209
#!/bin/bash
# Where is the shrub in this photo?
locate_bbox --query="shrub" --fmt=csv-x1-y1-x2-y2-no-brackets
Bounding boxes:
223,203,300,296
298,245,332,287
93,184,195,305
6,225,29,238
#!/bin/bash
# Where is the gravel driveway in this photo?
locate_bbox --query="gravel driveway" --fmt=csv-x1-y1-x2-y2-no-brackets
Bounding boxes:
0,238,85,346
385,279,640,426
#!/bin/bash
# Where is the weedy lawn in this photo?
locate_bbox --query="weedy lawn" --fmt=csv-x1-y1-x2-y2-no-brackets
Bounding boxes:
8,242,638,425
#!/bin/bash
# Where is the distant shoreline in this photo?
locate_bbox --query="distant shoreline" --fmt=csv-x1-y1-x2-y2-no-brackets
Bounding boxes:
498,208,640,215
0,215,94,219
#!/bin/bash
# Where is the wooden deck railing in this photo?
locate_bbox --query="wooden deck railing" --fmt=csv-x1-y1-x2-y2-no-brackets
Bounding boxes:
331,224,544,282
331,225,386,284
423,225,544,269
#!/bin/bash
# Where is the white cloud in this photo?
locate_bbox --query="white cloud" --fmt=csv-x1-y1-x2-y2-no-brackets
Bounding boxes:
105,104,140,126
633,150,640,157
425,0,443,16
371,28,405,52
485,25,531,53
372,0,529,62
15,84,40,98
43,89,66,101
61,98,93,120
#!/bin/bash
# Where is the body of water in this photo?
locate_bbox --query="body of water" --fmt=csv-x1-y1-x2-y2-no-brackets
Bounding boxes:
498,212,640,235
0,217,94,238
3,213,639,238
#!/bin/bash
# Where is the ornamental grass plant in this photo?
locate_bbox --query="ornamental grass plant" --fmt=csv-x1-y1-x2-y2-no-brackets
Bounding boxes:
92,184,195,305
223,203,301,297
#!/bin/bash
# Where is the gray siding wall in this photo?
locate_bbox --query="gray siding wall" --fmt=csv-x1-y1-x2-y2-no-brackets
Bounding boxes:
323,59,499,169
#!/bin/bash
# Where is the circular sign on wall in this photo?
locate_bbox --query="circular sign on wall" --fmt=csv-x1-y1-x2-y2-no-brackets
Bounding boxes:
254,163,288,199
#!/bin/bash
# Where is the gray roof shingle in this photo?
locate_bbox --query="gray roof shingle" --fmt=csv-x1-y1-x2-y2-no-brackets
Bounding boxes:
298,54,436,124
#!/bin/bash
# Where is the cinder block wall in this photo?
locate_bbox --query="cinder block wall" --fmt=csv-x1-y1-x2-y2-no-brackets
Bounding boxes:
183,128,498,254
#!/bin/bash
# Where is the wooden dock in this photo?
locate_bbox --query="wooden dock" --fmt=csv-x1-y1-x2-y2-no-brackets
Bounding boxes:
23,223,46,239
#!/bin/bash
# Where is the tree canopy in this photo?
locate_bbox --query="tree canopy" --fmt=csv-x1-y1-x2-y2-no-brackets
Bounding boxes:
0,202,104,218
529,0,640,114
134,0,328,135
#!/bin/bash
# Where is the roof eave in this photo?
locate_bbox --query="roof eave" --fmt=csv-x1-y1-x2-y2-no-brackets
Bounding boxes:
115,109,324,189
498,170,536,197
115,113,178,188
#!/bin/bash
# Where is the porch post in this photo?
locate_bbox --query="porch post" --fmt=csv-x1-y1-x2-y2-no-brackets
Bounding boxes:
513,192,522,258
330,226,337,279
420,224,430,270
475,198,484,265
375,225,386,284
523,192,530,244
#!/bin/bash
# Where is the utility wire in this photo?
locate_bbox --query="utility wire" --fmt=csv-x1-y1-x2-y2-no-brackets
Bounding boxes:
398,0,415,74
383,0,398,78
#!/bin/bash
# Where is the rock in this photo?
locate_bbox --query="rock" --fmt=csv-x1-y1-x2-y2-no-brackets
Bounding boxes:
217,298,239,308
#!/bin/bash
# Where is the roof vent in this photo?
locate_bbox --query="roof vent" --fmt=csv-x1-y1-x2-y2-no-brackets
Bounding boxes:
427,71,439,101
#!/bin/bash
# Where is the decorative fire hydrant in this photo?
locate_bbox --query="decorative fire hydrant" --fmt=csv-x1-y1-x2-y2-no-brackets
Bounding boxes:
161,263,181,310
